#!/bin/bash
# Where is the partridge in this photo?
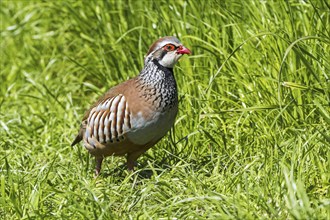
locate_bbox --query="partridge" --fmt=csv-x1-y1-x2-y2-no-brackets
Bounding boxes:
71,36,191,175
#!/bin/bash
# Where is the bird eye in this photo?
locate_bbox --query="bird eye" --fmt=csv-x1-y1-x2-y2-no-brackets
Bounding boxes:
164,44,176,51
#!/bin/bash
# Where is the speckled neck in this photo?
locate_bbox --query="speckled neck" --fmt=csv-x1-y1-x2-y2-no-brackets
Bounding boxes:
137,59,178,111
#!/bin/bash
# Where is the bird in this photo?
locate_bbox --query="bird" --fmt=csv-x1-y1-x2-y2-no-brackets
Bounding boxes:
71,36,191,175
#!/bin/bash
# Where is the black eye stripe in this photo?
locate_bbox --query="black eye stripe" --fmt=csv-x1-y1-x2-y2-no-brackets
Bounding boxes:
158,49,167,60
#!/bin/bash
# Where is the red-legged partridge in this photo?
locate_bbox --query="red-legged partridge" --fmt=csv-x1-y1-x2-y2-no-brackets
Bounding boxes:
71,36,191,175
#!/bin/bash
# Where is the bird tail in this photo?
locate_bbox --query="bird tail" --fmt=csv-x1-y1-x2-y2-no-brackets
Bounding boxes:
71,134,82,146
72,121,86,146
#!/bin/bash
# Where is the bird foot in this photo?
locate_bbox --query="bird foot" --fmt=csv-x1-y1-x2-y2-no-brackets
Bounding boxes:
94,157,103,177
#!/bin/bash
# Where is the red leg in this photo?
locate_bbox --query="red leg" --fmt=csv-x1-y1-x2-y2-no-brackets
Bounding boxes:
126,150,146,171
95,157,103,176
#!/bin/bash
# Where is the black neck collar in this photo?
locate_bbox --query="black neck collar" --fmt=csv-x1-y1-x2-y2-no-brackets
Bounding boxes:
152,59,173,75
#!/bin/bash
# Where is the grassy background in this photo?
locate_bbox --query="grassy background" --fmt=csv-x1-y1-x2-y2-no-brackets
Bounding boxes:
1,0,329,219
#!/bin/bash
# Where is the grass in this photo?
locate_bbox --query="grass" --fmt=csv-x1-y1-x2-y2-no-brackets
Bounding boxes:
1,0,329,219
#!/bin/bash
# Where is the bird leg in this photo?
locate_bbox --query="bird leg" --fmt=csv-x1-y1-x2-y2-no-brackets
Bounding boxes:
127,151,145,171
95,157,103,176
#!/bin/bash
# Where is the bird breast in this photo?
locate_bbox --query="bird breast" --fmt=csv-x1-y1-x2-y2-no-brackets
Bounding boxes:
127,105,178,145
126,61,178,145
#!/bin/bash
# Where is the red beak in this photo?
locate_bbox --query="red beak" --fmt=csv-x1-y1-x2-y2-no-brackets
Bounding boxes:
177,46,191,55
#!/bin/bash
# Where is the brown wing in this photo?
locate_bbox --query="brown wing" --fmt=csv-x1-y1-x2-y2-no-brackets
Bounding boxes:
71,79,136,147
84,94,131,146
81,93,145,157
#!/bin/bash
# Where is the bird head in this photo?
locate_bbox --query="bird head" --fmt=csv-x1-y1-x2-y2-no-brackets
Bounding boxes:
144,36,191,68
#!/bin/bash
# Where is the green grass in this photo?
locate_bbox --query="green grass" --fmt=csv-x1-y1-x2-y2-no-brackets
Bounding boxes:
1,0,329,219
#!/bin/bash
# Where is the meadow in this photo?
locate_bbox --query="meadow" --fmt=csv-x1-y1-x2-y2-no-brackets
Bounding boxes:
1,0,329,219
